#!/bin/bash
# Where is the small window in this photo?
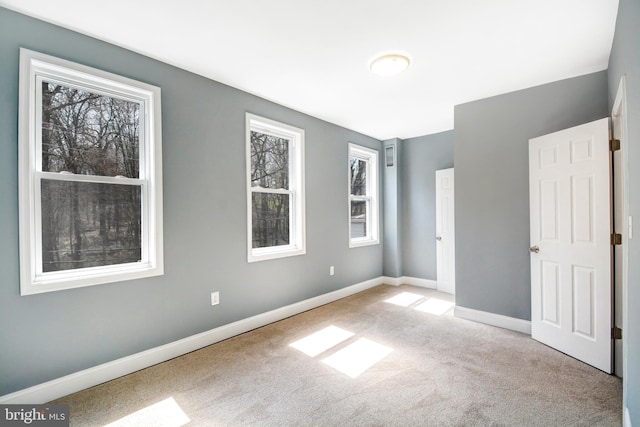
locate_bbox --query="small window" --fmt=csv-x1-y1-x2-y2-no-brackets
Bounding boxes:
18,49,163,295
349,144,379,247
385,145,395,167
246,114,305,262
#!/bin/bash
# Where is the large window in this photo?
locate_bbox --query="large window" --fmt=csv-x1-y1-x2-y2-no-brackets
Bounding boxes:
18,49,163,295
246,114,305,262
349,144,379,247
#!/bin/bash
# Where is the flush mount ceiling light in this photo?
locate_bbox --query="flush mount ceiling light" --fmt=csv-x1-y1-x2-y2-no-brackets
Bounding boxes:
369,53,411,76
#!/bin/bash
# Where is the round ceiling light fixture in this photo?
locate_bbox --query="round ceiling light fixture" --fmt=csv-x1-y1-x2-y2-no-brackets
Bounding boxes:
369,53,411,76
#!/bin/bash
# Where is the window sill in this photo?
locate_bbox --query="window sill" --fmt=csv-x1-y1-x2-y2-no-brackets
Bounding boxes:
248,245,306,263
21,262,163,296
349,238,380,248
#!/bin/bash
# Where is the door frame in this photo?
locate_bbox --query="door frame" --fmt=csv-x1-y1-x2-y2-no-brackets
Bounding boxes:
612,75,629,397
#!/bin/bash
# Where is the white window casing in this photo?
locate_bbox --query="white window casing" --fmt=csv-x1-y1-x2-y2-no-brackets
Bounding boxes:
246,114,305,262
18,49,163,295
349,143,379,247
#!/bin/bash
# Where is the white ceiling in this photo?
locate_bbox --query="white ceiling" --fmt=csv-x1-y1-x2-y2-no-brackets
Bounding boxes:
1,0,619,140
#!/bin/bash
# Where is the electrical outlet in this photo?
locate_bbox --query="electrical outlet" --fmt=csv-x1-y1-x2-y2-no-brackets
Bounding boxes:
329,266,335,276
211,291,219,306
630,216,633,239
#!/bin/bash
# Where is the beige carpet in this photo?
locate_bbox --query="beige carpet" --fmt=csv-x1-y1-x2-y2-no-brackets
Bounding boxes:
53,285,622,426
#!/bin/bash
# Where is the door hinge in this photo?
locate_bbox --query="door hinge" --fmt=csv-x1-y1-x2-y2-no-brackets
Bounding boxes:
612,327,622,340
611,233,622,245
610,139,621,152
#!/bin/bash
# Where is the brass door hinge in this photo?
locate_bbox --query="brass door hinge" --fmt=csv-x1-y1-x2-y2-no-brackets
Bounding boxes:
610,139,621,151
612,327,622,340
611,233,622,245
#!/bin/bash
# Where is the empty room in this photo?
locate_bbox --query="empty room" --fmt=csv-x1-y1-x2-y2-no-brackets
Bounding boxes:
0,1,638,426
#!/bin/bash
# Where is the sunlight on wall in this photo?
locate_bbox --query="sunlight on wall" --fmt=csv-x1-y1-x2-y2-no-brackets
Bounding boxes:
289,325,355,357
384,292,425,307
415,298,455,316
322,338,393,378
103,397,190,427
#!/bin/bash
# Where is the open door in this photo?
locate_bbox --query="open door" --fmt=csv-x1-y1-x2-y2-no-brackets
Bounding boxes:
528,118,612,373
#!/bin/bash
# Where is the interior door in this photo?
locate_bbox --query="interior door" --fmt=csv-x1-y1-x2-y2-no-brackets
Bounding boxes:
529,118,611,373
436,168,455,294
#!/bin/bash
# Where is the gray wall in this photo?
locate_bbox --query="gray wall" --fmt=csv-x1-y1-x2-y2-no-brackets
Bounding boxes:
454,71,609,320
382,138,403,277
0,7,382,395
401,131,454,279
607,0,640,420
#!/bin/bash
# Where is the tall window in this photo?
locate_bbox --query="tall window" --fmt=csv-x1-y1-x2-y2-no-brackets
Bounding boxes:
246,114,305,262
349,144,379,247
18,49,163,295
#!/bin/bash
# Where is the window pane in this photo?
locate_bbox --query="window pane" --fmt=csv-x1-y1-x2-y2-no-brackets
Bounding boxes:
350,200,368,238
250,131,289,189
41,81,140,178
41,179,142,272
350,158,367,196
252,192,290,248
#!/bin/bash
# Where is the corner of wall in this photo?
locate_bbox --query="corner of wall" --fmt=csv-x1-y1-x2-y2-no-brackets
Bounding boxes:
382,138,403,277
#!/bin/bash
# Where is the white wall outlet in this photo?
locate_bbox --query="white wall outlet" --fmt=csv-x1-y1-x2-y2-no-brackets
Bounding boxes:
629,216,633,239
329,266,335,276
211,291,219,306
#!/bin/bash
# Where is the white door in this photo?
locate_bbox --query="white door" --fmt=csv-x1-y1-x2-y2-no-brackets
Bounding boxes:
529,118,611,373
436,168,455,294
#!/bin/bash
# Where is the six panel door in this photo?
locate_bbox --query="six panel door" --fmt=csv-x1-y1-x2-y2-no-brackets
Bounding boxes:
529,118,611,373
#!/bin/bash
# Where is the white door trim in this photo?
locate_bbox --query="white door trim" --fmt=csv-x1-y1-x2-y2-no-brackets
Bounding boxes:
612,75,630,418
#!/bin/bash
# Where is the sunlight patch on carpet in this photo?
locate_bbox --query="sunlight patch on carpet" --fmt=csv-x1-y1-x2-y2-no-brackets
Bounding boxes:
104,397,190,427
415,298,454,316
384,292,425,307
289,325,355,357
322,338,393,378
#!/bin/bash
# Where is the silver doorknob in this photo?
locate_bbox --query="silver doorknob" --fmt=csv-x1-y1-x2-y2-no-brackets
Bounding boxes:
529,246,540,253
436,236,442,241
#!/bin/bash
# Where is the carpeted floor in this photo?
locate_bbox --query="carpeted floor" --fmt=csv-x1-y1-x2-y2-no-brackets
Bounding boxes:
53,285,622,426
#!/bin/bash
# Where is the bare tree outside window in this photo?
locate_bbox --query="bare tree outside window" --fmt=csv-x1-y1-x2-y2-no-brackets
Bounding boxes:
350,158,367,196
348,144,379,246
250,131,290,248
245,114,304,262
40,81,142,272
19,49,163,295
350,157,368,238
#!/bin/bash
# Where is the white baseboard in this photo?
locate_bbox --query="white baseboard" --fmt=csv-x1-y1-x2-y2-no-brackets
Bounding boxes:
401,276,437,289
381,276,437,289
454,306,531,335
0,277,384,404
625,406,632,427
381,276,402,286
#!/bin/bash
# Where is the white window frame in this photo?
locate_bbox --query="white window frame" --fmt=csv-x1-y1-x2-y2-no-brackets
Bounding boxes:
246,113,306,262
18,48,163,295
349,143,379,247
